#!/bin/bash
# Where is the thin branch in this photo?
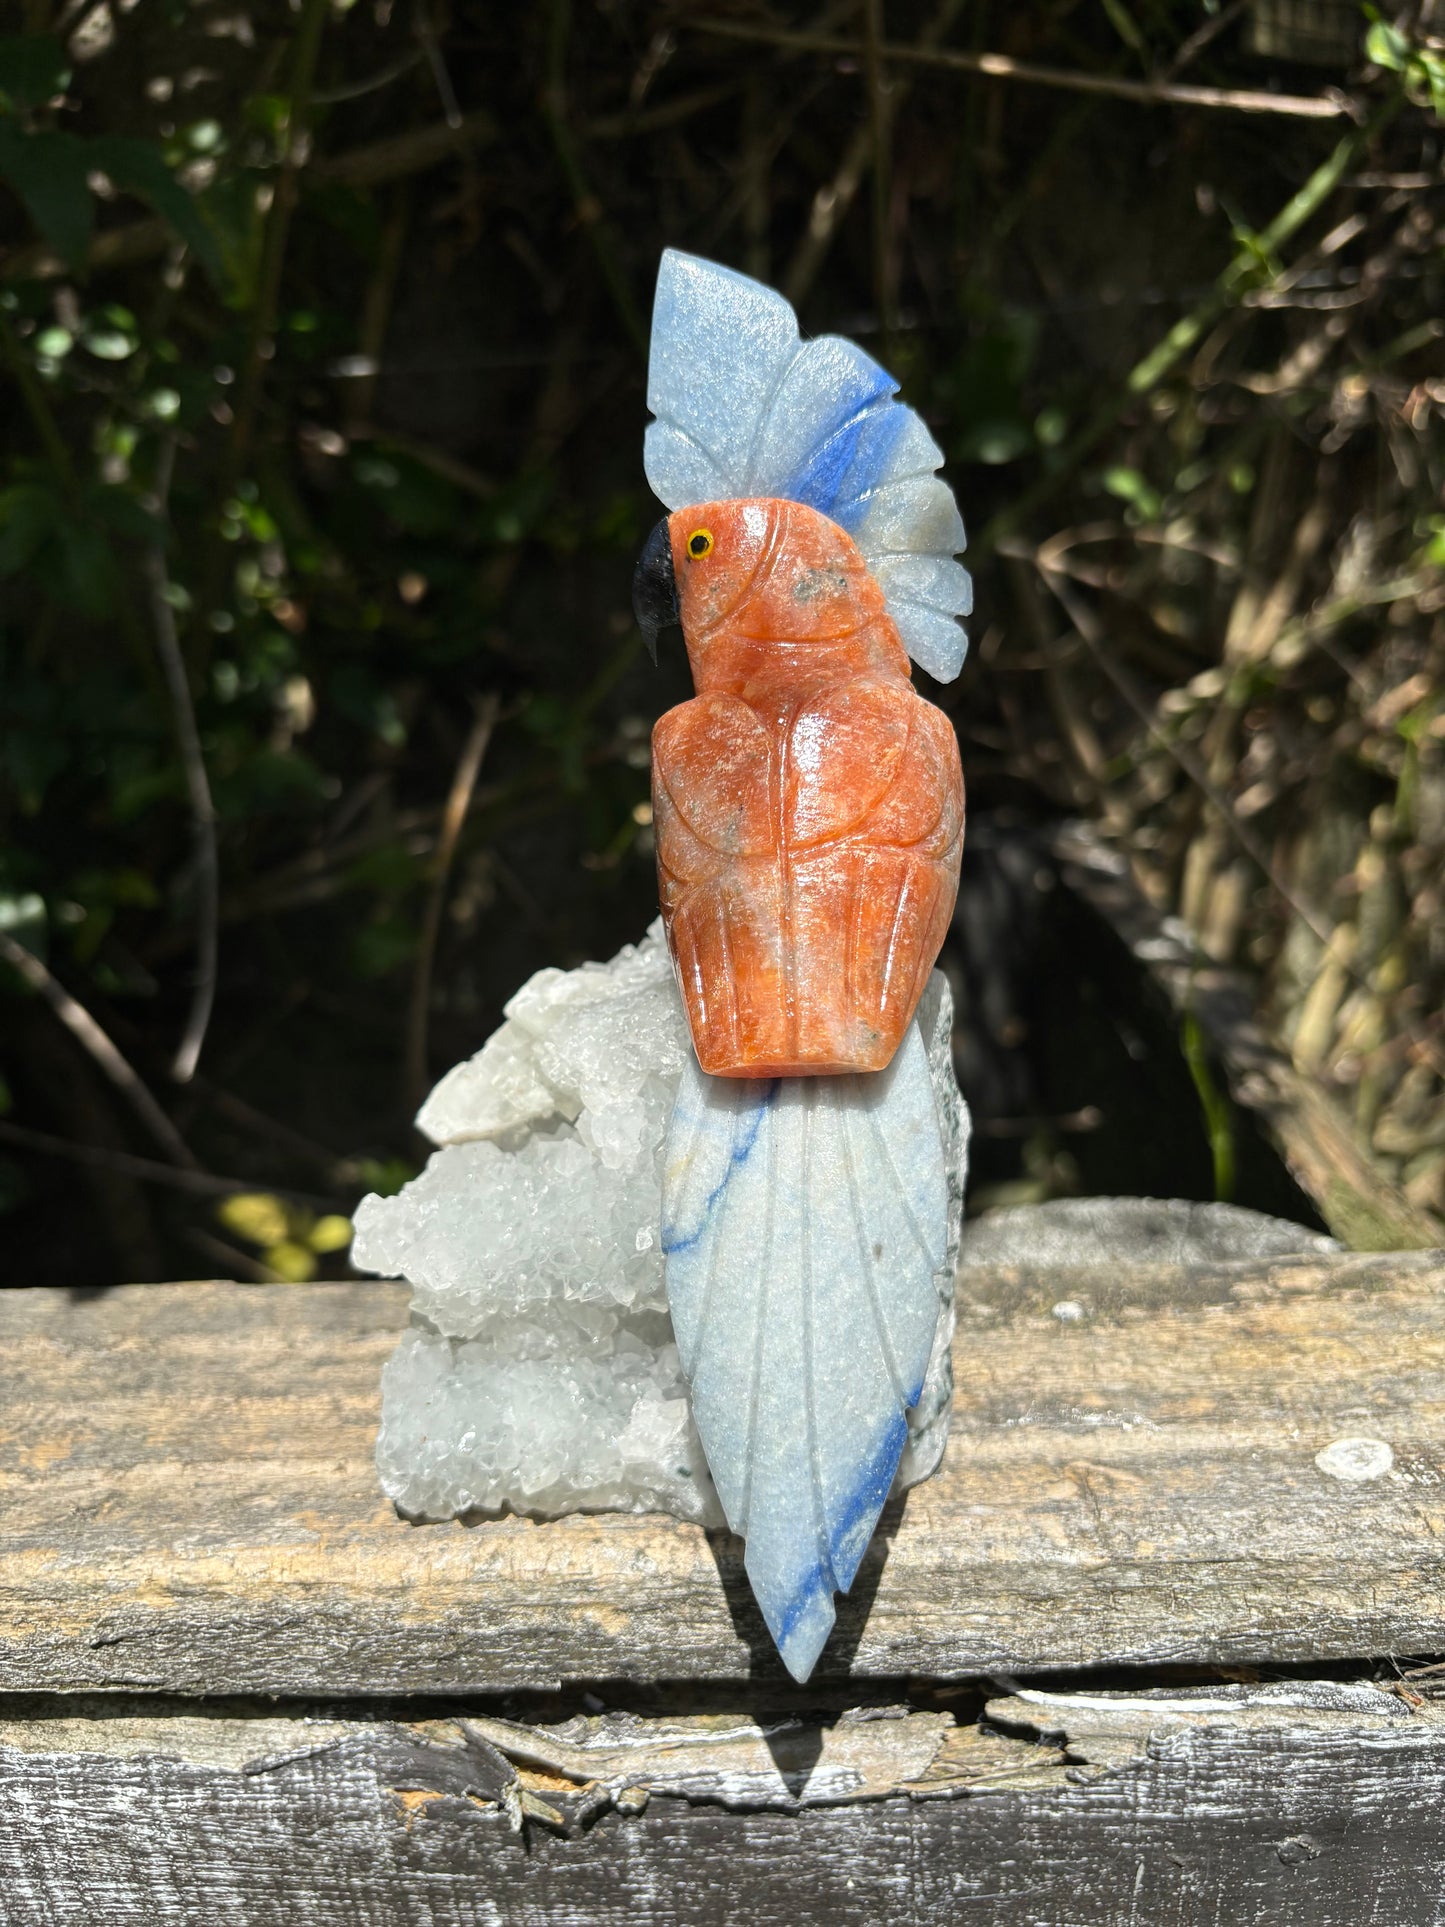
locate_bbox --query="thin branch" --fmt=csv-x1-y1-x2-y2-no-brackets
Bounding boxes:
784,0,964,309
314,108,497,190
785,122,872,310
343,188,411,438
862,0,895,348
0,929,196,1167
344,423,495,500
586,80,739,138
53,0,108,33
0,1118,343,1210
405,694,501,1109
689,19,1354,119
975,1106,1104,1139
415,1,464,129
185,1076,350,1179
311,48,426,105
184,1228,290,1285
228,0,330,479
542,0,648,357
1161,0,1248,81
737,72,772,279
144,438,219,1083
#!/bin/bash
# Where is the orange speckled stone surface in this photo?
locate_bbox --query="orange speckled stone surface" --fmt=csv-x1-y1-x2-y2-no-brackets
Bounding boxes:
652,498,965,1077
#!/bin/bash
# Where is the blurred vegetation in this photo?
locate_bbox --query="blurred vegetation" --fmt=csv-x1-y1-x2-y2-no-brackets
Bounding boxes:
0,0,1442,1284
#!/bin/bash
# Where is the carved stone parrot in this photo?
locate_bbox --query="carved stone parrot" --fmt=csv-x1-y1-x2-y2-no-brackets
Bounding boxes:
633,251,970,1680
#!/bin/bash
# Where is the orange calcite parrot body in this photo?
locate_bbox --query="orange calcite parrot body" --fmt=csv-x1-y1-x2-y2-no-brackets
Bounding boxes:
652,498,965,1078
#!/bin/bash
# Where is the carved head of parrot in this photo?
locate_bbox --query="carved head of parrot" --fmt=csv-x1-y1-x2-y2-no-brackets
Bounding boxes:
635,249,971,681
633,497,911,699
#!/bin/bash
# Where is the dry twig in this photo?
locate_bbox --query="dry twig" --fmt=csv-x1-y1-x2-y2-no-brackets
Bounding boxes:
0,1118,341,1210
405,695,501,1109
144,438,219,1084
0,929,195,1167
690,19,1353,120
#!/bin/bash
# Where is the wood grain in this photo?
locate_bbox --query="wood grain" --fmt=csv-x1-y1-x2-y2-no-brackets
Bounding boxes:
0,1685,1440,1923
0,1252,1442,1695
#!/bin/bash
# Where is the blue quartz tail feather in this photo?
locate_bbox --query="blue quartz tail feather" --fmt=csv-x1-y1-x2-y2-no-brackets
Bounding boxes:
661,1020,948,1682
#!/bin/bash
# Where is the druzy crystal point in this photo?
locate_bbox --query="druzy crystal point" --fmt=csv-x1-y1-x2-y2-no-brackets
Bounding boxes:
356,926,714,1524
639,251,971,1678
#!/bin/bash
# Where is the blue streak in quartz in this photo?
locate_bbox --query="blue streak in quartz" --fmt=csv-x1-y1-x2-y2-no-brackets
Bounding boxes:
660,1079,779,1256
785,391,904,523
832,405,912,526
772,1409,909,1653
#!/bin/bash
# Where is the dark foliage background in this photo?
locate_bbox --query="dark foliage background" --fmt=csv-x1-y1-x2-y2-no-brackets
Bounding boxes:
1,0,1442,1285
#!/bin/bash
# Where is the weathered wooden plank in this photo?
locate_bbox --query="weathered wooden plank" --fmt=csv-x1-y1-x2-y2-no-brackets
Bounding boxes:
0,1254,1441,1694
0,1685,1440,1923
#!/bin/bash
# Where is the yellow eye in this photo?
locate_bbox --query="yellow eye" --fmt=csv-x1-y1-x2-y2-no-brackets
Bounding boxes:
686,528,714,560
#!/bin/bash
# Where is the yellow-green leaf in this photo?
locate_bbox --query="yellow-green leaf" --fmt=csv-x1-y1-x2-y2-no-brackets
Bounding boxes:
218,1191,290,1247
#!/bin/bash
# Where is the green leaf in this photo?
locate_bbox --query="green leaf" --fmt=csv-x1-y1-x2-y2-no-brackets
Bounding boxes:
84,484,165,548
944,308,1041,468
355,449,461,537
198,167,267,303
2,726,70,814
70,867,161,912
87,135,221,277
0,123,92,268
350,911,417,980
0,891,47,959
348,1155,417,1198
244,92,292,142
109,762,182,824
0,34,70,113
0,483,62,577
82,326,136,361
1100,0,1147,57
1365,18,1409,70
1034,406,1068,449
959,421,1033,466
1182,1011,1235,1204
52,518,119,618
1102,464,1163,521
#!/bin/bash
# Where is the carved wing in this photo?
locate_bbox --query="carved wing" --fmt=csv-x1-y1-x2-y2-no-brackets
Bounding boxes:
651,693,775,885
783,679,962,859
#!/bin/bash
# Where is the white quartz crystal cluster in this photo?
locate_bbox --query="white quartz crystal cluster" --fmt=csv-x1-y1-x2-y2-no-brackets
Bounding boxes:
353,922,968,1527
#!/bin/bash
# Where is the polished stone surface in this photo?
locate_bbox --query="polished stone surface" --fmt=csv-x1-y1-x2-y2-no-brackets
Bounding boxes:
652,497,964,1077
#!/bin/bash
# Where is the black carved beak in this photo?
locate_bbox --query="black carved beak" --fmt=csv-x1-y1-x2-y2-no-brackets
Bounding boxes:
632,516,679,665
